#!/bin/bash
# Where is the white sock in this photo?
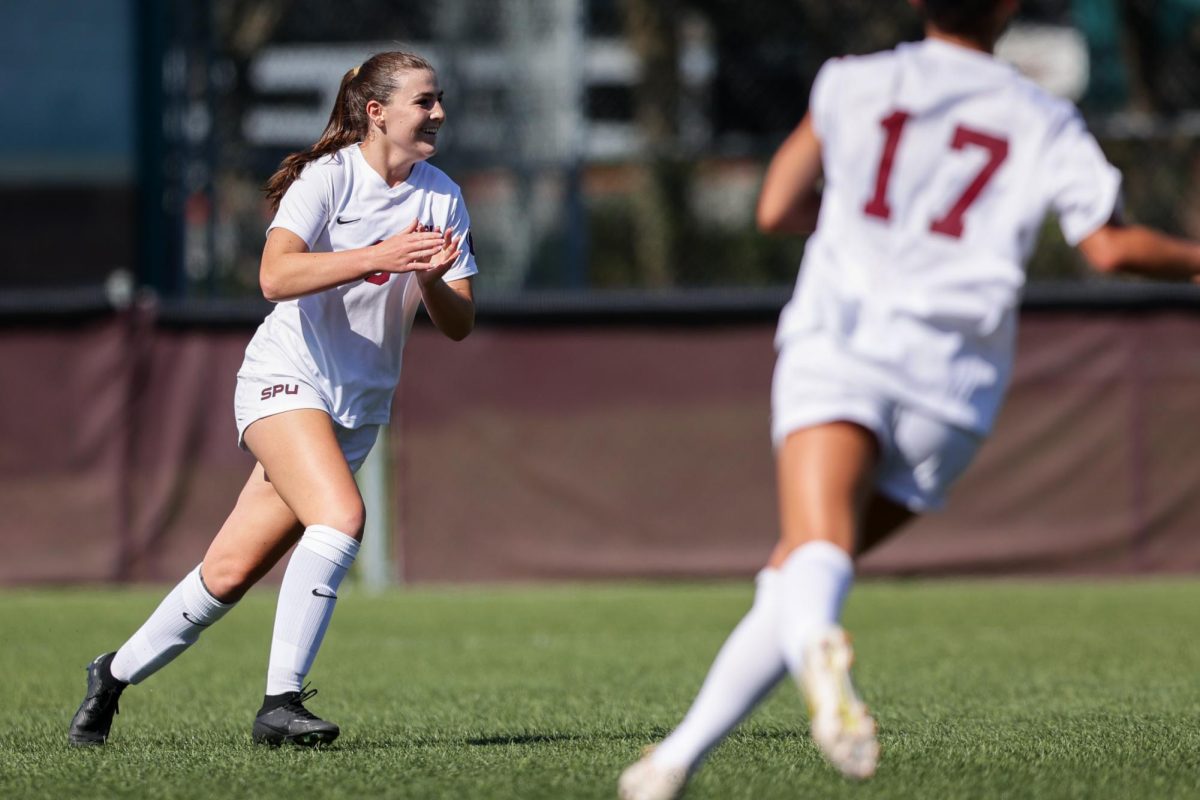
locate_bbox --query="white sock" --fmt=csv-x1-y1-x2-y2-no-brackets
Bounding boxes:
110,564,235,684
776,540,854,673
264,524,360,696
651,569,788,772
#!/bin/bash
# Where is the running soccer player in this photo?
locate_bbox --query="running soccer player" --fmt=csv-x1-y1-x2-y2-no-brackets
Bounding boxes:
620,1,1200,797
69,51,477,747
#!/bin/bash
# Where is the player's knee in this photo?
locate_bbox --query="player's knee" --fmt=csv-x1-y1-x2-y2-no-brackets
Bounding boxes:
319,501,365,542
200,555,258,603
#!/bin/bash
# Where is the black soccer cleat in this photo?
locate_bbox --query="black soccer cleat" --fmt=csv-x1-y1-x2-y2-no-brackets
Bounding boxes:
252,685,340,748
68,652,128,746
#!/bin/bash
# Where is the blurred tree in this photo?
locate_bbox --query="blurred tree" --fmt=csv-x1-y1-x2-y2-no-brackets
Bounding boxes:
210,0,295,295
1122,0,1200,113
620,0,692,288
613,0,924,289
684,0,921,142
1074,0,1200,113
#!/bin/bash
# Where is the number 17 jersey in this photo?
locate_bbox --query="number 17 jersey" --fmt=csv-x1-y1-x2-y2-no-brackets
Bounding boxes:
776,38,1121,435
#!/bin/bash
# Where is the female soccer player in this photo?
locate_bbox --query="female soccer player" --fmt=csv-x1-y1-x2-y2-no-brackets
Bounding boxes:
69,51,477,747
619,1,1200,797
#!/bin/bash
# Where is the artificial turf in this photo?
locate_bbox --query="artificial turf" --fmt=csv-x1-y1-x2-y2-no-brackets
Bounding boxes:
2,579,1198,799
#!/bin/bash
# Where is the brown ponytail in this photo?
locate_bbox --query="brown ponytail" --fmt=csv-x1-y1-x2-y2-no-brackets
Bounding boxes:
264,51,436,210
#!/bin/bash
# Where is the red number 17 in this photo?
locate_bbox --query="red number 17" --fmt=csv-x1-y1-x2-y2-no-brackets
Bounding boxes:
862,110,1008,239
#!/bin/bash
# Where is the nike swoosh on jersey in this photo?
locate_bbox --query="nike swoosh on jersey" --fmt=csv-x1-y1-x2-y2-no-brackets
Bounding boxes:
336,216,361,224
311,587,338,599
181,612,211,627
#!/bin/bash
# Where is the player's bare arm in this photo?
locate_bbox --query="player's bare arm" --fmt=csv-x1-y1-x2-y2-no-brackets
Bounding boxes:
259,221,446,301
1077,221,1200,282
420,266,475,341
756,113,823,235
413,227,474,340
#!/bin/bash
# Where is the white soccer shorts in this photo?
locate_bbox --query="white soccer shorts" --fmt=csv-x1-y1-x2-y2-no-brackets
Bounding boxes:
771,341,982,512
234,374,380,473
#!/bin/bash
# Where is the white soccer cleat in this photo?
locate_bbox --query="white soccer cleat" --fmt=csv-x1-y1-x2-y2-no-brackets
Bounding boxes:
800,625,879,780
617,751,688,800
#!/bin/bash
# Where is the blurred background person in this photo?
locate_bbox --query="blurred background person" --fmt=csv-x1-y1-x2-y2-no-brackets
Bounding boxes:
619,0,1200,796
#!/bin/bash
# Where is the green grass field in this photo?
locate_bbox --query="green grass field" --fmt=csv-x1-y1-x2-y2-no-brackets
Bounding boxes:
2,579,1199,799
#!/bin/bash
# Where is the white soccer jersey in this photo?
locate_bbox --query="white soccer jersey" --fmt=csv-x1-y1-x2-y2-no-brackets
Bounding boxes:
776,38,1121,434
239,144,478,429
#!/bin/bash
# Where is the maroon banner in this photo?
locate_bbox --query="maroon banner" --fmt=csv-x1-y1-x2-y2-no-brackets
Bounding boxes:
3,309,1199,584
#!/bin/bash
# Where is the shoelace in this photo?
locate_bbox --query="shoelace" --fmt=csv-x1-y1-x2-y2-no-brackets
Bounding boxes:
283,684,320,720
88,684,122,717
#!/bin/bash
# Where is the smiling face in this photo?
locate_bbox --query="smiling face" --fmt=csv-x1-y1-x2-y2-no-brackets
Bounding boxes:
367,68,445,162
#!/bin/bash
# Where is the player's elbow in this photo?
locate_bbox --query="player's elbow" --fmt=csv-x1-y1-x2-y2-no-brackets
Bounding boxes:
258,264,289,302
259,276,286,302
445,315,475,341
1084,246,1124,276
756,185,785,232
1077,227,1128,276
757,209,785,234
756,193,818,235
757,202,795,234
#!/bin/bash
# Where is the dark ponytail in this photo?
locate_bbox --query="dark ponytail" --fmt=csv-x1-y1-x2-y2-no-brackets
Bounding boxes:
264,51,436,209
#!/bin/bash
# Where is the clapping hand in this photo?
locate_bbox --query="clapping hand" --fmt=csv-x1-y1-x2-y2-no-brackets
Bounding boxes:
369,219,450,275
415,227,463,286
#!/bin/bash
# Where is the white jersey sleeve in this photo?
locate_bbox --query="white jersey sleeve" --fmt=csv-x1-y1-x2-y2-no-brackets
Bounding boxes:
269,158,338,248
441,185,478,283
1039,107,1122,245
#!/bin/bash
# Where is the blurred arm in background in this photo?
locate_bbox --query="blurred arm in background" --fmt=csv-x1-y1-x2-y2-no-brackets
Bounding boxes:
1077,217,1200,282
756,113,823,235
